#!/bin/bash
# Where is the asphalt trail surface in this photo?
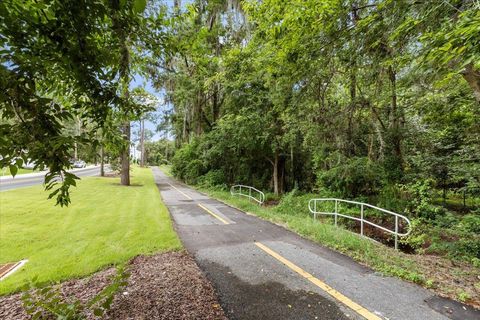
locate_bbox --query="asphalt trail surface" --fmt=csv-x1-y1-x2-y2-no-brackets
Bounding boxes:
153,167,479,320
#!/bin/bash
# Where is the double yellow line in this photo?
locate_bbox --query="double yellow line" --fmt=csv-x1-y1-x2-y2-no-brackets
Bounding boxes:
255,242,381,320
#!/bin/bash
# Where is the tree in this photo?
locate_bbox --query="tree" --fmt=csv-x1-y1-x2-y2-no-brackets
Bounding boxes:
0,0,149,204
151,0,479,208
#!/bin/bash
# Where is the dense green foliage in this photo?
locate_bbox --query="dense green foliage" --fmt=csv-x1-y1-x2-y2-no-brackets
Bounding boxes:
156,0,479,197
0,0,150,204
147,1,479,259
144,139,175,165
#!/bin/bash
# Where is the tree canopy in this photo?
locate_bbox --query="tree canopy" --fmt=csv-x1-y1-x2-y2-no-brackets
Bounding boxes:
0,0,148,205
146,0,478,202
1,0,479,208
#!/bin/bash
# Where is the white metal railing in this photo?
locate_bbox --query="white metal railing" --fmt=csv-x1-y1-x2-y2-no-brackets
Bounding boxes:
308,198,411,250
230,185,265,205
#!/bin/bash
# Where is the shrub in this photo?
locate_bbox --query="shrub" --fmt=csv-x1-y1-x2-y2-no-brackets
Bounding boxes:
458,214,480,233
171,140,206,184
376,184,409,213
275,189,310,216
455,237,480,259
316,157,384,198
401,180,446,220
433,212,458,228
197,170,226,189
402,218,428,251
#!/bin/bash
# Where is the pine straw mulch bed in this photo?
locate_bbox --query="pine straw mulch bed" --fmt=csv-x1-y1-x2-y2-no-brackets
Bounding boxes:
0,251,227,320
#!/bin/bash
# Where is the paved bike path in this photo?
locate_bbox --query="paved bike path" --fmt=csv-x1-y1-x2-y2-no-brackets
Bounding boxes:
153,167,478,320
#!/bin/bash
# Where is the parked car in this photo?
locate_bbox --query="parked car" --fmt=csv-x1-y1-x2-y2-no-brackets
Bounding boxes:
73,160,86,168
23,160,36,169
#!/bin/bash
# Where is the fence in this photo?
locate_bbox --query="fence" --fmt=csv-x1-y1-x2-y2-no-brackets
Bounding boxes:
308,198,411,249
230,185,265,205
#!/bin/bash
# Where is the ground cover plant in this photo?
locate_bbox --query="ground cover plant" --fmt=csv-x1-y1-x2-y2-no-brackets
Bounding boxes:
0,166,181,295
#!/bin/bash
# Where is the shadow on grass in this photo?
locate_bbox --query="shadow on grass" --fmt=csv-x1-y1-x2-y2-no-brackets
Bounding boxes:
110,182,144,187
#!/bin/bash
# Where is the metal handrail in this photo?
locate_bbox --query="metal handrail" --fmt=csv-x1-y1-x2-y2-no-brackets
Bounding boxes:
308,198,411,250
230,185,265,205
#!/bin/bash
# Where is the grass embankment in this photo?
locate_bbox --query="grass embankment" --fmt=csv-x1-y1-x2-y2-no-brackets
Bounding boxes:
203,189,423,278
159,164,173,177
195,186,479,306
0,167,181,295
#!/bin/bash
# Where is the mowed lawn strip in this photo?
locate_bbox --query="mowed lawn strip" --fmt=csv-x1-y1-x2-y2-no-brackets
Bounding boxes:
0,167,181,295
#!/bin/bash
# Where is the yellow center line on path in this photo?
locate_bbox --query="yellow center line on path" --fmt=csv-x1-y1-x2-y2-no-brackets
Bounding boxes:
254,242,382,320
198,203,230,225
168,183,193,200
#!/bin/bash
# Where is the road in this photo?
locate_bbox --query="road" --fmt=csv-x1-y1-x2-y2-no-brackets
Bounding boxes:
153,167,479,320
0,166,105,191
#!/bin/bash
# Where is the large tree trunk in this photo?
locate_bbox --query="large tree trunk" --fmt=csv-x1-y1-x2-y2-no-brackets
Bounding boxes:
165,132,169,160
273,151,279,196
182,104,188,143
100,145,105,177
212,84,220,123
345,67,356,156
461,63,480,104
120,122,130,186
384,65,404,181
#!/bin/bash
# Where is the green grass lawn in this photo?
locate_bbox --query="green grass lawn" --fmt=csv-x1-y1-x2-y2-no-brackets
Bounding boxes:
0,166,181,295
0,167,38,176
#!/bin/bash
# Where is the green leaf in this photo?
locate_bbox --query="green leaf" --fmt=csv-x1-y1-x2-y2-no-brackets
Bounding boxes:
15,158,24,168
9,164,17,177
133,0,147,13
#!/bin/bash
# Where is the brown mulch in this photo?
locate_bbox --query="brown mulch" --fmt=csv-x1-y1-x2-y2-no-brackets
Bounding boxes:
0,251,227,320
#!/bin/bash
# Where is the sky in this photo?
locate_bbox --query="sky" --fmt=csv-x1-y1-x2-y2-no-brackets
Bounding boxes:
130,0,194,149
130,74,168,142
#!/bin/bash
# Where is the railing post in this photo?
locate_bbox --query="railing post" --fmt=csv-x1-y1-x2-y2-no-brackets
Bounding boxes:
334,199,338,227
314,200,317,220
249,187,251,199
395,215,399,250
360,204,364,236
